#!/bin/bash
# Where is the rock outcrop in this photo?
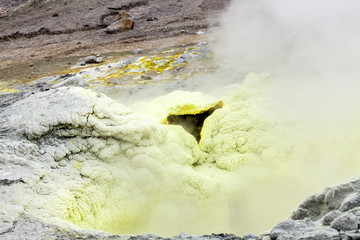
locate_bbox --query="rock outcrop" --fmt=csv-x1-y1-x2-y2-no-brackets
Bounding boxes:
268,177,360,239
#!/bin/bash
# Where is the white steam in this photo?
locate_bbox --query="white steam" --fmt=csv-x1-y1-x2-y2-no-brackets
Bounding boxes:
207,0,360,234
216,0,360,113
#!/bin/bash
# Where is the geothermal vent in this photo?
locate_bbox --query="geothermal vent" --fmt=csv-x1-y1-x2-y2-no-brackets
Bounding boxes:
165,101,223,142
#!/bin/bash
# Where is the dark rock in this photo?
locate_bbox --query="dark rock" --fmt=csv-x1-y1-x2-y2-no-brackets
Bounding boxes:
141,75,152,80
60,73,74,78
331,213,359,232
0,178,25,186
83,56,103,64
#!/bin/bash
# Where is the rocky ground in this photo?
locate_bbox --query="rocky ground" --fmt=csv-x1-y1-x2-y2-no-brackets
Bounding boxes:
2,1,360,240
0,0,226,82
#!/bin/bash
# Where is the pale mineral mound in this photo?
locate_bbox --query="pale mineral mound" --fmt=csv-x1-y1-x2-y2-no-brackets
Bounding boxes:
2,72,360,240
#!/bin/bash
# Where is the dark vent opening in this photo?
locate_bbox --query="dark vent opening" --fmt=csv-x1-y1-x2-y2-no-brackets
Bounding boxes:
167,105,222,142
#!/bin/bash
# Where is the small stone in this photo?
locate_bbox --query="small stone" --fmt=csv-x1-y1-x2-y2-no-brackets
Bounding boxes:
95,57,103,63
331,212,359,231
0,7,7,18
58,160,67,167
141,75,152,80
60,73,72,78
52,12,59,17
133,48,144,54
105,18,134,34
198,42,208,46
83,56,103,64
147,16,153,21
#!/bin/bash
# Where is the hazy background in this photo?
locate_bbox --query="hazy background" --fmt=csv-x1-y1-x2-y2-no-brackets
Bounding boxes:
206,0,360,234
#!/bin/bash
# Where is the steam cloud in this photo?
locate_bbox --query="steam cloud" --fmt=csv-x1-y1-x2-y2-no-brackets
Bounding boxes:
205,0,360,234
215,0,360,115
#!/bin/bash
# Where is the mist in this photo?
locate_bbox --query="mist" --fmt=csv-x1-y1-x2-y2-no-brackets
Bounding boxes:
201,0,360,234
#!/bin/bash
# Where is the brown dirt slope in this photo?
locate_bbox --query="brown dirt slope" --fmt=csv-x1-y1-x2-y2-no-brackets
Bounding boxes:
0,0,229,40
0,0,229,81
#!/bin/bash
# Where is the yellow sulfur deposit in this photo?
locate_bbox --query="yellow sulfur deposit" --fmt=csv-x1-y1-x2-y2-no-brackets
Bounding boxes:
0,88,21,94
